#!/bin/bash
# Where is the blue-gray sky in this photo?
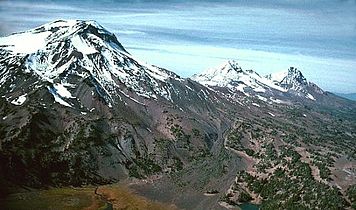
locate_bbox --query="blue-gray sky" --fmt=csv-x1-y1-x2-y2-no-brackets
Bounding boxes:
1,0,356,93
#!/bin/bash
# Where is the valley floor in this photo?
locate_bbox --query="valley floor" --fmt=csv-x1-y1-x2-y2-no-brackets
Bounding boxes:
0,184,178,210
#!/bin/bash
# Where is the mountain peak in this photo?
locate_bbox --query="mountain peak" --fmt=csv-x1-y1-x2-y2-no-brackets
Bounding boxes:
285,67,307,86
191,60,244,87
267,67,308,90
33,19,116,40
27,19,110,36
0,19,127,55
265,67,323,100
35,19,102,30
225,60,241,71
0,20,180,108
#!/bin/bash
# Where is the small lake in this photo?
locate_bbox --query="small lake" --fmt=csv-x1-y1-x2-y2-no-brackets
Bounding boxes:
239,203,260,210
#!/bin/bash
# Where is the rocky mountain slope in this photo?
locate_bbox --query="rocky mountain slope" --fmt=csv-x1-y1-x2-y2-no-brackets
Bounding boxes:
0,19,229,189
0,20,355,209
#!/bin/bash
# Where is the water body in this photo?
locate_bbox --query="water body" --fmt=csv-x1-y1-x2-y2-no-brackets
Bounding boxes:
240,202,260,210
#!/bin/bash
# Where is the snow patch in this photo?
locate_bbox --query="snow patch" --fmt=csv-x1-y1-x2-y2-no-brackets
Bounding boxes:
256,95,268,102
267,71,288,83
306,93,316,100
48,87,72,107
253,86,266,93
252,102,260,107
270,97,287,104
268,112,275,117
0,31,51,54
53,83,74,98
118,90,146,106
185,85,194,91
11,94,27,105
71,35,97,54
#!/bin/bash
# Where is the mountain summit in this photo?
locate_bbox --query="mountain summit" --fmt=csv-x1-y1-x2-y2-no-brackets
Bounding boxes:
190,60,244,88
266,67,307,90
266,67,324,100
0,20,127,55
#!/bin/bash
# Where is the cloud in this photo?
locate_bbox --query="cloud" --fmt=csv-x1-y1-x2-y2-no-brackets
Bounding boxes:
1,0,355,93
0,25,9,36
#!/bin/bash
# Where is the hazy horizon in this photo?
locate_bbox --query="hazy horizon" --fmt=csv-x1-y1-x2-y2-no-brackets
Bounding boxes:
1,0,356,93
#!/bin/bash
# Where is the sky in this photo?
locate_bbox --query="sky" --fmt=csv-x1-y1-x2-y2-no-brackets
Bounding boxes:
0,0,356,93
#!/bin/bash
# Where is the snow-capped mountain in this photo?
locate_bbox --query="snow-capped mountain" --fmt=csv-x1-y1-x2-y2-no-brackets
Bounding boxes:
192,60,323,102
0,19,226,189
0,20,181,108
266,67,324,100
192,60,286,94
266,67,307,89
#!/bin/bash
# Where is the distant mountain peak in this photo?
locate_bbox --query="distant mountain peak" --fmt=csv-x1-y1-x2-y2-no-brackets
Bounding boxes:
264,67,323,100
266,67,312,95
286,66,308,84
225,59,242,71
193,61,324,102
191,60,249,87
191,60,286,94
276,67,307,88
208,59,244,76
